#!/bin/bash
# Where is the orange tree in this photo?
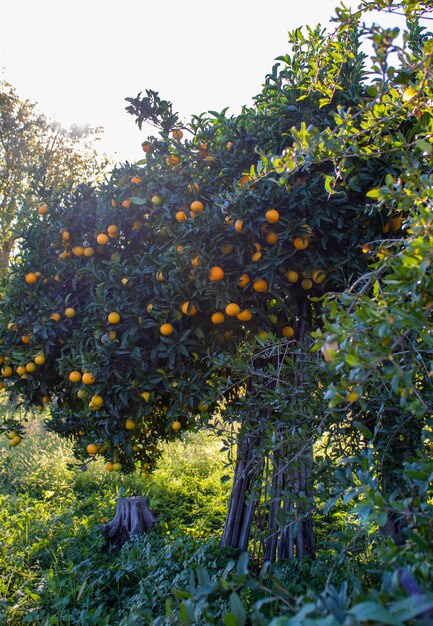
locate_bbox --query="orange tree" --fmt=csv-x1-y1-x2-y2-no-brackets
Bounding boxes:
0,1,424,559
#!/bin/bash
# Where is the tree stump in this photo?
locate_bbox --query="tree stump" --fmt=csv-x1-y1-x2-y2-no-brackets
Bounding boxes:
102,497,157,548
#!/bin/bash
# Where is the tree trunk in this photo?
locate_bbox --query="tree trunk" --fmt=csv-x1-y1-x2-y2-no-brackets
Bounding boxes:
103,496,156,548
0,239,13,273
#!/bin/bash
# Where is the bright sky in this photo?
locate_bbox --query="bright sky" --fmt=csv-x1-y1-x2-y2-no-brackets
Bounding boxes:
0,0,408,163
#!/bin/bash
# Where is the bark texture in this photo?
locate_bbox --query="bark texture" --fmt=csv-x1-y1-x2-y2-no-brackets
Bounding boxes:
103,496,157,548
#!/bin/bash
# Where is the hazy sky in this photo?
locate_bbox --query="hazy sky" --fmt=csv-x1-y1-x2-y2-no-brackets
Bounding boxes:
1,0,407,162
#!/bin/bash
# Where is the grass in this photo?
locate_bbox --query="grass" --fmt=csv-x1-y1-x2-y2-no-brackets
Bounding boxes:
0,417,232,625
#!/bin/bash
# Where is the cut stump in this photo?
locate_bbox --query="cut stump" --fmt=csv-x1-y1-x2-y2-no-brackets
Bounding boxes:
102,496,157,548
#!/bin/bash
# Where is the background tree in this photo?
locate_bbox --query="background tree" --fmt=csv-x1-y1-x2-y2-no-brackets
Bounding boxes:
0,80,109,271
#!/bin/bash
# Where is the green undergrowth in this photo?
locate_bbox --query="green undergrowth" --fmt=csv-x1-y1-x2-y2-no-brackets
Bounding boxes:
0,419,231,624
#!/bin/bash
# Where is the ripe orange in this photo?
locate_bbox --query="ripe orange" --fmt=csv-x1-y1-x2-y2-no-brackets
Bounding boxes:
83,246,95,257
190,200,204,213
346,390,359,403
226,141,233,150
64,308,76,318
167,154,180,167
172,129,184,140
390,215,402,231
38,204,48,215
253,278,268,292
122,199,132,209
26,362,36,373
225,303,240,317
69,371,82,383
61,230,71,242
50,313,61,322
125,419,135,430
96,233,109,245
312,269,326,284
34,354,45,365
251,251,262,262
73,245,85,257
239,175,250,186
301,278,313,290
209,266,224,281
171,420,182,431
25,272,37,284
181,301,197,316
211,312,225,324
282,325,295,338
175,210,188,222
131,175,142,184
108,331,117,341
141,391,151,402
220,245,233,255
266,232,279,245
293,237,309,250
10,435,22,447
132,220,143,231
2,365,12,377
265,209,280,223
90,394,103,408
234,219,244,233
187,182,200,194
105,462,114,472
191,256,200,267
86,443,99,455
142,141,151,152
82,372,95,385
238,273,250,288
156,270,166,282
21,334,30,344
286,270,299,283
42,395,51,404
160,323,174,336
107,224,118,238
111,198,117,208
237,309,253,321
16,366,26,376
108,312,120,324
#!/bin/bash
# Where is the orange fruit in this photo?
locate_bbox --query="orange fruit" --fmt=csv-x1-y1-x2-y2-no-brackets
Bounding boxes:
107,224,118,238
10,435,22,447
108,331,117,341
209,266,224,281
83,246,95,257
172,129,184,140
111,198,117,208
26,362,36,373
167,154,180,167
122,199,132,209
16,366,27,376
141,391,151,402
175,210,188,222
108,312,120,324
190,200,204,213
82,372,95,385
64,308,76,318
251,251,262,262
187,182,200,194
282,325,295,338
34,354,46,365
220,245,233,255
239,175,251,186
50,313,61,322
96,233,109,245
1,365,12,377
125,419,135,430
131,175,142,184
38,204,48,215
191,256,200,267
42,395,51,404
151,195,162,206
171,420,182,431
346,391,359,403
234,219,244,233
105,462,114,472
69,371,82,383
112,462,122,471
181,301,197,316
90,394,103,408
61,230,71,242
266,232,279,245
160,323,174,336
238,273,250,288
286,270,299,283
253,278,268,292
25,272,37,284
237,309,252,321
86,443,99,455
73,245,85,257
132,220,143,231
21,334,31,344
293,237,309,250
142,141,151,152
301,278,313,290
156,270,166,282
211,312,225,324
312,269,326,284
390,215,402,231
265,209,280,223
226,141,233,150
225,303,240,317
